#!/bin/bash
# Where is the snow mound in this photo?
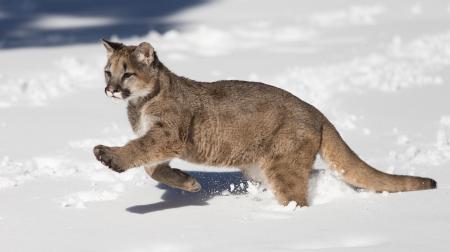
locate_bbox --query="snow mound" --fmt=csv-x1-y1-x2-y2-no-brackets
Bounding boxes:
310,5,386,27
309,170,362,205
0,57,101,107
60,188,120,208
0,155,145,190
124,24,317,59
390,116,450,168
272,32,450,106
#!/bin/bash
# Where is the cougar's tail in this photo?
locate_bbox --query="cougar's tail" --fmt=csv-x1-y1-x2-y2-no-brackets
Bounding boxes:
319,120,436,192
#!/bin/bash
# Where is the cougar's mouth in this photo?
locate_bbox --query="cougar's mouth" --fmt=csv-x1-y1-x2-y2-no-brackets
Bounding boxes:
104,87,131,100
105,90,122,99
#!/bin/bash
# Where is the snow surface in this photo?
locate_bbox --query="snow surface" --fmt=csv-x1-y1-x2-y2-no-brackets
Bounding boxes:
1,0,450,251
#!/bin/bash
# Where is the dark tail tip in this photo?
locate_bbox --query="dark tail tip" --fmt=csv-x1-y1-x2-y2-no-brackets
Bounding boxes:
430,179,437,189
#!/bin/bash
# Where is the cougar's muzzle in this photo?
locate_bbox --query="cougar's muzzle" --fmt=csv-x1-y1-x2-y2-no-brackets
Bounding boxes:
105,84,130,99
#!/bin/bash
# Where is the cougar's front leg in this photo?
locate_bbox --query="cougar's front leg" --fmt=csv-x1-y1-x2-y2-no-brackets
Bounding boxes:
145,163,201,192
93,123,184,173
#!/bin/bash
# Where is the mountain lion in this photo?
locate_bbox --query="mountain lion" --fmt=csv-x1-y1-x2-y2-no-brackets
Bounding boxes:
94,39,436,206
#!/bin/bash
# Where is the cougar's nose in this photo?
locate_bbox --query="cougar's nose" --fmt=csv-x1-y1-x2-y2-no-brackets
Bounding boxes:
104,85,119,97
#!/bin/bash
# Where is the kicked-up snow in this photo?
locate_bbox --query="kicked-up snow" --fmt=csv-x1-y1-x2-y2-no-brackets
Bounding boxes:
1,0,450,251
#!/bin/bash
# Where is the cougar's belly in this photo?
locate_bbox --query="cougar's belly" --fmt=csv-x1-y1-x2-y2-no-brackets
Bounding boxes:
180,138,262,167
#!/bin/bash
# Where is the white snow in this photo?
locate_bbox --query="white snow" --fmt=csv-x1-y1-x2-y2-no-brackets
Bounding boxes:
310,5,386,27
1,0,450,251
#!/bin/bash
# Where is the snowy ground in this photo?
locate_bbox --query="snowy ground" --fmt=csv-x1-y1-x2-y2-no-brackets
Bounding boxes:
1,0,450,251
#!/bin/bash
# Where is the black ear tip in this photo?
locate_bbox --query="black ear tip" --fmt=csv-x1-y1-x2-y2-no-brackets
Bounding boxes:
101,39,124,50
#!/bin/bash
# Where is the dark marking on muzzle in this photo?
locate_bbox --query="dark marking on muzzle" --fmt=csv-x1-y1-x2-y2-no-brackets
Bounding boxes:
121,89,131,99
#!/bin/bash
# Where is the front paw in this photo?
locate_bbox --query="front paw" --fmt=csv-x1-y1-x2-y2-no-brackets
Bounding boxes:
93,145,126,173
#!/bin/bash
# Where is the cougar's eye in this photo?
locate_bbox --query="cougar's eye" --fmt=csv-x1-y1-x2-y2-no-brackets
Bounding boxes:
104,71,111,78
122,72,135,80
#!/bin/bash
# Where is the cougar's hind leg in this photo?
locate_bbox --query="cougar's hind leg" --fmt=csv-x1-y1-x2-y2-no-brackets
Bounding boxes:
145,163,201,192
261,139,319,207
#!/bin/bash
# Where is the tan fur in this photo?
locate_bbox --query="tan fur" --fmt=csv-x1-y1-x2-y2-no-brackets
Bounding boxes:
94,40,437,206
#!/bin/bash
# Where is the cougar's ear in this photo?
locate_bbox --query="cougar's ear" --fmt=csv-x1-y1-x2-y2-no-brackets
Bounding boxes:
101,39,124,57
133,42,154,65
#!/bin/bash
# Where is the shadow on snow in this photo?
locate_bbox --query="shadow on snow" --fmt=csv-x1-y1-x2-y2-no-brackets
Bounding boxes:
126,171,249,214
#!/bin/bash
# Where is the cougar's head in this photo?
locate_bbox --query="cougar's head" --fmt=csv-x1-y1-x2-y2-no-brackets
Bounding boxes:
101,39,159,101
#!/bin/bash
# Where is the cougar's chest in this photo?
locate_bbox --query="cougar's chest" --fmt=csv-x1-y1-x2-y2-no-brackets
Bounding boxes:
128,103,160,137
